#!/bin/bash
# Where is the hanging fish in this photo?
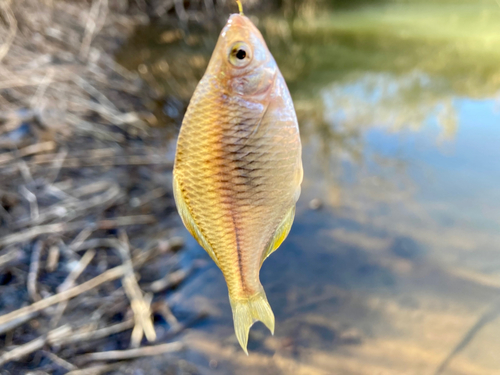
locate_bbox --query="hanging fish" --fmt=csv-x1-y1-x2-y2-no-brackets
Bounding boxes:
172,3,302,354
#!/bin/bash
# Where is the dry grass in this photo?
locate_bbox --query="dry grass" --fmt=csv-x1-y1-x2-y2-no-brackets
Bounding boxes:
0,1,204,373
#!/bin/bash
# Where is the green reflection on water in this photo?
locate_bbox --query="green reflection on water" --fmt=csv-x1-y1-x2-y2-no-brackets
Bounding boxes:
117,0,500,156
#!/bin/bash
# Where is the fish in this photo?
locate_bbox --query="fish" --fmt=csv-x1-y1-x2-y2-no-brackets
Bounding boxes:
172,6,303,354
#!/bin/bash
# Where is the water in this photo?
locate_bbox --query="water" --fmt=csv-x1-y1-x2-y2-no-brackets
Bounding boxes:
119,2,500,374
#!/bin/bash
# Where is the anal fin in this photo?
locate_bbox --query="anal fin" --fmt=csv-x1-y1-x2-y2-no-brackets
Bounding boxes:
261,205,295,266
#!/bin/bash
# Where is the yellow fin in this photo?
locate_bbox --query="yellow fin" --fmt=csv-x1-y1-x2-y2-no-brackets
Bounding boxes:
172,175,220,267
261,205,295,266
229,291,275,354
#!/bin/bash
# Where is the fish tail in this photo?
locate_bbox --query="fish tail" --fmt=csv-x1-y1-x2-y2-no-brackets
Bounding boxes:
229,289,275,355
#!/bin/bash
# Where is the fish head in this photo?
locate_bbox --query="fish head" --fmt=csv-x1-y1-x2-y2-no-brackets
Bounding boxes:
208,14,277,96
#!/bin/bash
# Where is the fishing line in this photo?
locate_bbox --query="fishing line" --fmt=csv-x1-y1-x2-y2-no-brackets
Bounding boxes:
236,0,244,15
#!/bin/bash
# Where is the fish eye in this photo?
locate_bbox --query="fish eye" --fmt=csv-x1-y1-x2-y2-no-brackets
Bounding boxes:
236,49,246,59
228,42,252,67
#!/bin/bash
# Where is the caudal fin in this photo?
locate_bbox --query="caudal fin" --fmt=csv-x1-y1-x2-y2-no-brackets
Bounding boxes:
229,290,275,354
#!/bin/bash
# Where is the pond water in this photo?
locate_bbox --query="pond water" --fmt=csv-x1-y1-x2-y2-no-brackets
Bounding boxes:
119,2,500,374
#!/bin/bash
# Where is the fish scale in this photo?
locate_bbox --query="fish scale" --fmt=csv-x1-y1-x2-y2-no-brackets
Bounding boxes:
173,12,302,353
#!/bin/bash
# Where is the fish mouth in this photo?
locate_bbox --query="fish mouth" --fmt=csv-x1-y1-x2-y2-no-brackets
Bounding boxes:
226,13,253,30
223,13,262,44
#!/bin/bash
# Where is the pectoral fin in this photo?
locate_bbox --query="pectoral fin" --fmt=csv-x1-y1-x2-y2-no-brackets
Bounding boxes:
173,175,220,268
261,205,295,266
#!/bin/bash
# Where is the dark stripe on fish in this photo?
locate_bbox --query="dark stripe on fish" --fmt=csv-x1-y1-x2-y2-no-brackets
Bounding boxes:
231,213,247,294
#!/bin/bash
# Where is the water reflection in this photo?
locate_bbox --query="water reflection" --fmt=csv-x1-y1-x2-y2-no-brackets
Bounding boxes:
119,2,500,374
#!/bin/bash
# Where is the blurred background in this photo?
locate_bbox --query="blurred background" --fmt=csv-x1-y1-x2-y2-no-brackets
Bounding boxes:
1,0,500,374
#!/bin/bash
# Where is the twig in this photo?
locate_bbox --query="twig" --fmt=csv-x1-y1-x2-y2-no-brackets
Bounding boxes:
66,363,121,375
151,301,179,329
15,183,121,228
73,235,166,264
97,215,156,229
27,240,44,302
433,299,500,375
28,154,171,168
51,249,96,327
0,222,80,247
130,187,167,208
46,244,60,272
68,227,94,252
0,312,38,335
73,76,141,127
97,52,138,82
41,350,78,372
32,150,114,165
75,342,184,364
59,249,96,292
88,288,127,322
0,265,126,329
0,325,72,367
30,67,55,108
0,234,162,333
130,292,153,348
0,141,56,165
0,0,17,62
0,202,12,225
71,238,120,252
44,182,78,204
162,311,208,341
148,266,195,293
64,113,125,142
0,216,154,248
0,72,74,90
55,320,134,345
80,0,109,60
19,185,39,223
0,246,21,268
17,158,34,185
174,0,188,22
71,181,114,198
45,147,68,184
118,230,156,346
